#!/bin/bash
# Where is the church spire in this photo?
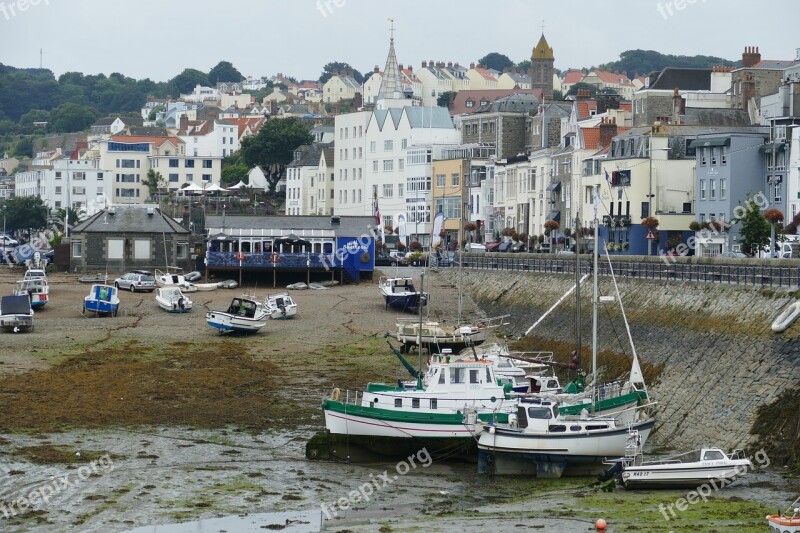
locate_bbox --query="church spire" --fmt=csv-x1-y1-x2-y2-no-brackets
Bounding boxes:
377,18,404,103
532,33,554,60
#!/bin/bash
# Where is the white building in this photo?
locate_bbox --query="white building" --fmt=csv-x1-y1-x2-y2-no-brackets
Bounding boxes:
180,85,221,103
15,159,111,216
177,118,240,158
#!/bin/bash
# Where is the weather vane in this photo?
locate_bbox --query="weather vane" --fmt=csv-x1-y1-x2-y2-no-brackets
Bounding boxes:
388,17,395,42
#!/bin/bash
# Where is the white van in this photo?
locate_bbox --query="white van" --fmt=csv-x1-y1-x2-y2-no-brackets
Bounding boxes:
464,243,486,253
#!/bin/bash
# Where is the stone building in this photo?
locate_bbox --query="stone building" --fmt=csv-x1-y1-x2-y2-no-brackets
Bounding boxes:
529,33,554,100
731,46,799,114
460,93,539,159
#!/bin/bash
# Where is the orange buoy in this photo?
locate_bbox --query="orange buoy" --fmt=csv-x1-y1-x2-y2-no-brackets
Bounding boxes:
595,518,607,530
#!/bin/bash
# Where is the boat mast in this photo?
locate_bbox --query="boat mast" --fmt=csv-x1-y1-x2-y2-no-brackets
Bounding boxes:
591,185,599,414
574,214,581,370
417,271,425,380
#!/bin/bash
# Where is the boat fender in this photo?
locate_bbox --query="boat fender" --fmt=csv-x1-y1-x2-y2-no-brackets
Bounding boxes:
771,301,800,333
509,414,518,428
331,388,341,401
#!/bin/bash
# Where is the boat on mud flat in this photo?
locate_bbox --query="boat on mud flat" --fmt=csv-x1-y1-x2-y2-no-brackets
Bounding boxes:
308,344,516,462
15,278,49,309
0,294,34,332
378,276,428,312
155,287,193,313
600,430,752,489
83,284,120,317
266,292,297,319
206,295,268,334
476,397,655,478
767,496,800,532
388,319,489,353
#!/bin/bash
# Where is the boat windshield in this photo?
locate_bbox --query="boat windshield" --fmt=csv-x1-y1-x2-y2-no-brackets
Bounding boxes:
527,406,553,419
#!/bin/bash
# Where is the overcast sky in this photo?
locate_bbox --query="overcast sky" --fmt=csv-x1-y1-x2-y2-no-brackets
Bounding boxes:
1,0,797,82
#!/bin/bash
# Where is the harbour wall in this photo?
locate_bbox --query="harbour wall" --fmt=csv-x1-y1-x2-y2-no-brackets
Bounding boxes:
442,269,800,455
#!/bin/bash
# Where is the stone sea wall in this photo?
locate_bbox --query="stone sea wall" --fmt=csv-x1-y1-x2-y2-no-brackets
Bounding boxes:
442,269,800,453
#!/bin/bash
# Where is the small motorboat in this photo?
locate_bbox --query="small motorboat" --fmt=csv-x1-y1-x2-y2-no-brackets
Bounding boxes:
155,269,197,292
83,284,120,317
378,276,428,312
186,281,218,292
389,320,487,353
79,273,109,284
602,430,752,489
206,295,269,334
15,278,49,309
266,292,297,319
767,496,800,533
155,287,192,313
0,294,34,332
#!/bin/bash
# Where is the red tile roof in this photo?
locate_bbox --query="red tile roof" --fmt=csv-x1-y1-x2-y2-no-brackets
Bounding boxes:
619,102,632,112
591,69,633,86
473,67,498,81
563,70,584,85
110,135,183,148
582,127,600,149
576,100,598,119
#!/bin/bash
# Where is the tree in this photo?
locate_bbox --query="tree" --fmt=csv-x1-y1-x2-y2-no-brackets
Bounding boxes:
516,60,531,72
318,62,364,85
551,89,564,101
239,118,313,193
142,169,166,197
170,68,210,95
733,196,770,257
55,206,81,230
13,136,35,158
477,52,513,72
600,49,737,80
221,163,249,186
2,196,48,233
49,102,99,133
436,91,456,108
208,61,244,84
566,82,602,98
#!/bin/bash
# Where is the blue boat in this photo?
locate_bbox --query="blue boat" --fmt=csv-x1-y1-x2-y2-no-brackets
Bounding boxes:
378,276,428,312
83,284,120,317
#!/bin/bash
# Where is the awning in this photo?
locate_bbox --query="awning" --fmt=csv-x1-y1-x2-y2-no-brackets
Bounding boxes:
547,181,561,192
547,210,561,222
688,137,731,148
759,142,786,154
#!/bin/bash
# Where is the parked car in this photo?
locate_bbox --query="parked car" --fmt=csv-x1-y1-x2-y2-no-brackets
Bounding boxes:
0,235,19,247
114,270,156,292
720,251,746,258
464,243,486,253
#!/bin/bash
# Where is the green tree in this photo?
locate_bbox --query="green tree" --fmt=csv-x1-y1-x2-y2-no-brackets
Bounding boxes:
170,68,210,95
733,195,770,257
477,52,513,72
222,163,249,186
49,102,99,133
599,49,737,80
12,136,35,158
240,118,312,193
18,109,50,133
2,196,48,233
436,91,456,108
564,82,617,98
516,59,531,72
551,89,564,101
55,206,81,230
208,61,244,83
318,62,364,84
142,169,166,197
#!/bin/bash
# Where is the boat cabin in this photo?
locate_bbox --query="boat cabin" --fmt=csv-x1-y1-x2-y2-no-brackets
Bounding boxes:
226,298,258,318
515,397,613,432
383,277,416,294
527,372,562,394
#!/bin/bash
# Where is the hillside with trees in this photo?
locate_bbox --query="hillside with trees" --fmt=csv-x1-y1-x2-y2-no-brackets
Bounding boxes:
599,49,739,79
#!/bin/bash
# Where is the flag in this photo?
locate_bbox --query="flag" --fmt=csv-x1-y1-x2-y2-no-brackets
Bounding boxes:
604,170,611,183
593,187,600,219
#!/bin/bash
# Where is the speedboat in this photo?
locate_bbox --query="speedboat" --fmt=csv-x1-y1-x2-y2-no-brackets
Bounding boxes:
155,269,197,292
155,287,192,313
378,276,428,312
767,496,800,533
0,294,34,332
206,295,268,334
602,430,752,489
15,278,49,308
83,284,120,317
266,292,297,319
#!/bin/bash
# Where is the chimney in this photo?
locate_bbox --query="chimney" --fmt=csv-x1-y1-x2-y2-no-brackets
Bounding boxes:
373,65,379,73
398,63,403,70
422,61,427,68
352,91,363,110
470,62,475,69
407,65,412,72
598,116,618,148
742,46,761,68
576,89,590,100
742,73,756,112
672,87,685,121
428,60,434,68
447,61,453,68
796,48,800,61
179,114,188,132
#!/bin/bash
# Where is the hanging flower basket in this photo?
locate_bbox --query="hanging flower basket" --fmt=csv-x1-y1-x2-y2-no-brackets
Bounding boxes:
764,208,784,224
641,217,660,230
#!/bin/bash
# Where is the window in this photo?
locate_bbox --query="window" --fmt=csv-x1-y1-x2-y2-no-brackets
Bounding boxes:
430,399,437,409
107,239,124,259
710,148,717,166
72,187,86,195
169,159,179,168
97,172,104,180
434,197,461,219
73,172,85,181
469,369,479,384
436,174,445,187
382,184,393,197
398,158,404,171
710,179,716,199
720,178,727,200
169,173,179,182
398,184,404,196
185,159,195,168
384,140,393,151
186,173,193,182
372,160,379,172
134,239,150,260
394,398,402,407
202,174,211,181
202,160,212,168
721,150,727,165
55,172,62,178
452,173,459,186
450,367,465,384
700,180,706,200
411,398,420,409
773,180,782,202
120,159,136,168
401,138,407,149
71,240,82,258
55,186,62,194
96,187,104,196
175,241,189,259
383,160,394,171
370,141,376,153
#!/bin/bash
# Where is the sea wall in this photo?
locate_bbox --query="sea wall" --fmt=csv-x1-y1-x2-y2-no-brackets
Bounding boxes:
442,269,800,453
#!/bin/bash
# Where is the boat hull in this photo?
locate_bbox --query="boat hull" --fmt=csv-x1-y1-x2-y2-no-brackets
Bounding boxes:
477,419,655,477
621,460,752,489
0,314,33,332
268,306,297,319
767,516,800,532
383,293,424,311
157,301,192,313
306,429,476,462
84,301,118,316
206,311,267,333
